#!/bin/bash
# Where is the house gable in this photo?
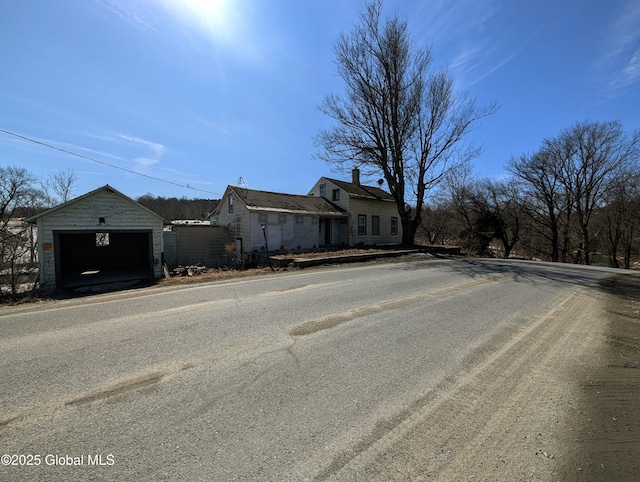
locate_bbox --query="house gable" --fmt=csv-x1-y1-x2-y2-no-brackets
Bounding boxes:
27,184,166,226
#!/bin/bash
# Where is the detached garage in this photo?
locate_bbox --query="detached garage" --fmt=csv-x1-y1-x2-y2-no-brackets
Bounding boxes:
27,185,166,291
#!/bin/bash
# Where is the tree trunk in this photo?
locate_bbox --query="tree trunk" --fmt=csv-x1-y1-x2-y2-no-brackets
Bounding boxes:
623,224,633,269
561,223,571,263
550,226,559,262
581,226,591,265
400,210,414,247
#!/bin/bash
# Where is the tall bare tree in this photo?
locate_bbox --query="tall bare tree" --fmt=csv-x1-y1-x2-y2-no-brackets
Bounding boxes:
601,168,640,268
550,121,639,265
508,150,567,262
510,121,639,264
315,0,496,246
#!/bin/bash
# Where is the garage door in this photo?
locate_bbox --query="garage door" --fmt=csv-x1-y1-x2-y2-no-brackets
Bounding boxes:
55,231,153,289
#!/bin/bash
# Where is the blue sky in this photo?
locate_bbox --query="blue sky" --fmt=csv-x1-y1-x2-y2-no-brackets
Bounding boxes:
1,0,639,200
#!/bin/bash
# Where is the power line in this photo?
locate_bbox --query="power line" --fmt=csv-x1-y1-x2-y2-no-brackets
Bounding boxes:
0,129,222,197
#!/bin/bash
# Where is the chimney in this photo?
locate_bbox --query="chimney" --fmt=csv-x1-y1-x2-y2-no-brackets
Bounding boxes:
352,167,360,185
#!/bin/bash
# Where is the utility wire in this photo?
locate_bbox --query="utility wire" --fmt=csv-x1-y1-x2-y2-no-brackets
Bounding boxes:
0,129,222,197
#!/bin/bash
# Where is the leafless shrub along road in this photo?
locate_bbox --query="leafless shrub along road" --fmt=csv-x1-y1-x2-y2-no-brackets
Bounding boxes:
1,257,638,481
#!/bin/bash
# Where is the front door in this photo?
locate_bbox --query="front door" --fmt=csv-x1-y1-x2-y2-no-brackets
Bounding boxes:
324,219,332,245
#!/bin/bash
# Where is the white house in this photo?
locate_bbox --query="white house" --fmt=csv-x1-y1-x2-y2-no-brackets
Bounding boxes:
210,186,349,253
211,169,402,253
307,169,402,246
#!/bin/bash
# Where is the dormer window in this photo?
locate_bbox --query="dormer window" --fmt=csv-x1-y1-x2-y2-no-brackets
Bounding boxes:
319,183,326,196
332,189,340,201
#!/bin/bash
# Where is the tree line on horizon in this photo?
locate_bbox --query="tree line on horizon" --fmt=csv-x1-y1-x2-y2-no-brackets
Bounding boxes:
135,194,218,221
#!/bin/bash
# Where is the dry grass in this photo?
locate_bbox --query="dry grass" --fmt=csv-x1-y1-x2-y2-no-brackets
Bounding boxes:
157,266,284,286
271,248,388,260
159,248,403,286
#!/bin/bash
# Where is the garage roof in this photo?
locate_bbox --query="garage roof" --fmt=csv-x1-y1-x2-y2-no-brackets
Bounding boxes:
26,184,168,224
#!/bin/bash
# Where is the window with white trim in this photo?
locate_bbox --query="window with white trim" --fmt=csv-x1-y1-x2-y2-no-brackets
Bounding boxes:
358,215,366,235
391,217,398,235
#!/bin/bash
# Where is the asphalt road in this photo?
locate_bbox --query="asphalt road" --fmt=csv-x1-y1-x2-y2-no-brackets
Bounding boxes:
0,256,629,480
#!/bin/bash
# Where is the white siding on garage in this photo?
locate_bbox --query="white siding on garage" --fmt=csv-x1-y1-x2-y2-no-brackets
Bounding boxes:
33,186,164,290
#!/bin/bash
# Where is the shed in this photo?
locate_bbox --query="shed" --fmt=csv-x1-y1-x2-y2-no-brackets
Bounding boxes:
27,185,167,291
163,224,231,268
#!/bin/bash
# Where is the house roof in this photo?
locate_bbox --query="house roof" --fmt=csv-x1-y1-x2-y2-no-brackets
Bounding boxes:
26,184,168,224
323,177,396,202
218,186,348,217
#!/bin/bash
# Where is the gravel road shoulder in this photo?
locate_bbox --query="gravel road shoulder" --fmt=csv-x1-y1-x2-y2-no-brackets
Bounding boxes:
325,273,640,481
557,274,640,480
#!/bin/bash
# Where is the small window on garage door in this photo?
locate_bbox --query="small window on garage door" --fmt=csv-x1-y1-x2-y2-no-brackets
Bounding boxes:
96,232,110,246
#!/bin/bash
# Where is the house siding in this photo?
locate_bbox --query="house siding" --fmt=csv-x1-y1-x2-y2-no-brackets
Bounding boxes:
211,187,330,252
211,191,252,250
249,212,319,252
308,177,402,246
349,197,400,245
34,188,164,290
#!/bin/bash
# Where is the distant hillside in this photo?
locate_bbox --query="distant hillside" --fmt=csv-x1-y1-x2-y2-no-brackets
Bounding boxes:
136,194,219,221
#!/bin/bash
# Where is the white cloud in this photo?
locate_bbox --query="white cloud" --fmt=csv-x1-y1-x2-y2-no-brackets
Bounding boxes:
118,134,166,167
599,1,640,96
608,47,640,92
133,157,159,166
94,0,159,32
410,0,523,90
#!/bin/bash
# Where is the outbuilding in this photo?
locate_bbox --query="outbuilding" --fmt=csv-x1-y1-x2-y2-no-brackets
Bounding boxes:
27,185,166,291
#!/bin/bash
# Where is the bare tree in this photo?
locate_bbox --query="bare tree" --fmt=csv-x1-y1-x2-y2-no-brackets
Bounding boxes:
508,150,567,262
418,203,455,245
0,166,41,294
509,121,639,265
550,121,640,265
315,0,496,246
601,169,640,268
475,178,524,258
442,165,478,252
40,168,77,207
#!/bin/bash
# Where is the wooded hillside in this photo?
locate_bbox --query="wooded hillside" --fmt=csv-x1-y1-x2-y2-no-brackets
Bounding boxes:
136,194,219,221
